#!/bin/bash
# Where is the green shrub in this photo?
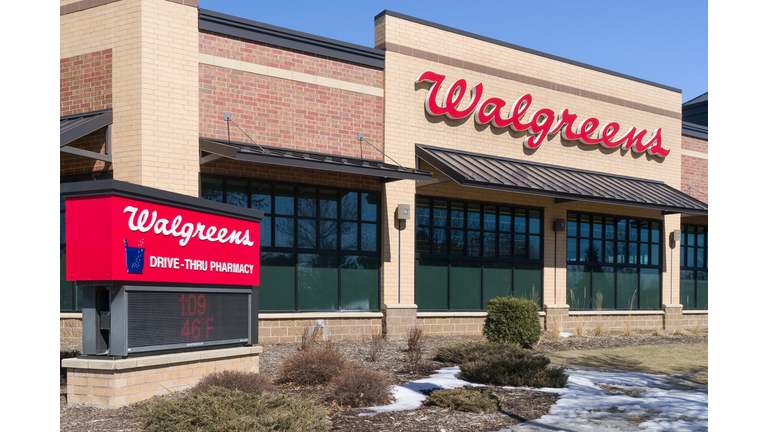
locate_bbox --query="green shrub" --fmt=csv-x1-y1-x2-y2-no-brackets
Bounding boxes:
459,352,568,388
483,297,542,347
329,368,391,408
435,341,524,364
191,370,274,396
277,347,347,386
426,388,500,413
144,387,329,432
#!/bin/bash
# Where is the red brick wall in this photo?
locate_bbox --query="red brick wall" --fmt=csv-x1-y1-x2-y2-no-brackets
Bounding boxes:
201,159,382,192
680,135,707,204
200,31,383,88
199,32,384,160
60,129,113,175
60,49,112,117
681,155,707,204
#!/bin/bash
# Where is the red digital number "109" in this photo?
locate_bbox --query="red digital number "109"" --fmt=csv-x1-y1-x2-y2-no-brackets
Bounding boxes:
179,294,206,316
179,294,213,340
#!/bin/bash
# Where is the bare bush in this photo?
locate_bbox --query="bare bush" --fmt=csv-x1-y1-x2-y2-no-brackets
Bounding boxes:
277,347,347,386
406,327,425,369
191,370,273,395
300,325,322,351
329,368,391,408
369,332,387,362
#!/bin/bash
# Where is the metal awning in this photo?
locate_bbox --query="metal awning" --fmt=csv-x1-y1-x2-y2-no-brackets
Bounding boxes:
416,144,707,215
200,138,432,183
60,109,112,162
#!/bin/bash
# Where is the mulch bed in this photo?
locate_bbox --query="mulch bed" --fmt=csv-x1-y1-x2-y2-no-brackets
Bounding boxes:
60,330,707,431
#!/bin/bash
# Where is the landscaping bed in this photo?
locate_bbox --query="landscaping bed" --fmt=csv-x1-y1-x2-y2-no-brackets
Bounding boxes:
60,330,707,432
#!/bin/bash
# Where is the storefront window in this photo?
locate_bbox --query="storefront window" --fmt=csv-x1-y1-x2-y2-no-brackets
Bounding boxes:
414,196,543,310
566,212,662,310
680,224,708,310
60,172,113,312
201,174,380,312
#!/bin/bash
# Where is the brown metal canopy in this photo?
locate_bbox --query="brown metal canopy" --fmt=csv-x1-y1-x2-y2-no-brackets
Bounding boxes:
201,138,432,183
416,144,707,215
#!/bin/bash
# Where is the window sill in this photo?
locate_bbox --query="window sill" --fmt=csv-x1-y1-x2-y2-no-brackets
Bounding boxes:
417,311,546,317
259,312,383,320
569,310,663,316
682,310,708,314
61,312,83,319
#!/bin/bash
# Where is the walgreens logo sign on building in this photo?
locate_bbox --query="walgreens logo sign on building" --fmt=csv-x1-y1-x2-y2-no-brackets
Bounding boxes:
417,71,670,158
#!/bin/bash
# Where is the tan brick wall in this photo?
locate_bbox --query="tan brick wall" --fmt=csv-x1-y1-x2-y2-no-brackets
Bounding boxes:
681,312,709,329
61,318,83,345
383,305,417,340
66,353,259,407
259,317,382,343
416,316,485,336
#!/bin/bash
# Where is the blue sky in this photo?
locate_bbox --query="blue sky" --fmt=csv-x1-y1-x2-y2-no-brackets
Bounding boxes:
199,0,708,103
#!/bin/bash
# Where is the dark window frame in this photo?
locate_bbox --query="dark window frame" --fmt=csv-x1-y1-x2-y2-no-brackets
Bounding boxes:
680,223,708,310
201,173,381,313
565,210,664,311
415,194,544,311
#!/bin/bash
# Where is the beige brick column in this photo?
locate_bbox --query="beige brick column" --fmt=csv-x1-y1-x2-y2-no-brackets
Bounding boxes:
543,202,568,307
111,0,199,196
662,304,683,331
544,304,569,332
664,213,682,305
382,304,417,340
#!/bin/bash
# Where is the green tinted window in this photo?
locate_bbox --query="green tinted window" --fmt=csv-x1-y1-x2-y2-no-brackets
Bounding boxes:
259,253,295,311
450,261,481,310
298,254,338,311
341,256,378,310
415,259,448,310
483,262,511,307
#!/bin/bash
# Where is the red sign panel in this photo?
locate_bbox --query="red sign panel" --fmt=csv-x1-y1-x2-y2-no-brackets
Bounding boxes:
66,195,260,286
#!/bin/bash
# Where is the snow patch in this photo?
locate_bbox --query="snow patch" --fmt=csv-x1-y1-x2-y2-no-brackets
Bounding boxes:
357,366,708,431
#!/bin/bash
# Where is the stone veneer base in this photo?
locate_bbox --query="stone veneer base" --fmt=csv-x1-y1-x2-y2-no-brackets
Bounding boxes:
62,346,262,408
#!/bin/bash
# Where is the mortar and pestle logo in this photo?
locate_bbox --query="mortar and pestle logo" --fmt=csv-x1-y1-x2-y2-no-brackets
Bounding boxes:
124,239,146,274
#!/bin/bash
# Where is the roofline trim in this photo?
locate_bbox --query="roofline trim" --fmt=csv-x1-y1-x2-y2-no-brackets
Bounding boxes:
375,10,682,94
199,9,385,69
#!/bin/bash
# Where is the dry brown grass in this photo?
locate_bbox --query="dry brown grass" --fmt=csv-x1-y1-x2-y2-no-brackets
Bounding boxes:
550,320,562,339
546,343,708,385
622,323,637,337
689,324,703,335
652,328,667,337
593,321,606,336
574,322,587,338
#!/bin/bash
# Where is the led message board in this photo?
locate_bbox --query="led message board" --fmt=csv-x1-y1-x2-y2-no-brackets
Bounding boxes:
61,180,263,357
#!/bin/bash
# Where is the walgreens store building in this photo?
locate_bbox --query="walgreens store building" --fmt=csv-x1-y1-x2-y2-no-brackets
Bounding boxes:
60,1,707,343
